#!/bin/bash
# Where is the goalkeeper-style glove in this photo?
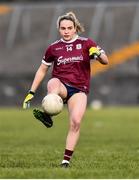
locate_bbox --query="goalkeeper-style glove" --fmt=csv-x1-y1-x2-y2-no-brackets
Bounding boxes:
89,47,101,59
23,90,35,109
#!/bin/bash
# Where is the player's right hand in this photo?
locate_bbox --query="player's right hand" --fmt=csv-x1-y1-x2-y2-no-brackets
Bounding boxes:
23,91,35,109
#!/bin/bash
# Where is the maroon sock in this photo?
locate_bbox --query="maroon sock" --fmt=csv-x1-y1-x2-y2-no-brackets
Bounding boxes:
63,149,74,162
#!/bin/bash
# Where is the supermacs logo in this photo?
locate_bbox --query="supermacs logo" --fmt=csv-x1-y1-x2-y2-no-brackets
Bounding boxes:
57,55,83,65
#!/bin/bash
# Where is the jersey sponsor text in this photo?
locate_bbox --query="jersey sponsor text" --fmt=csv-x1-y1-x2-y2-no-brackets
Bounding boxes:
57,55,83,65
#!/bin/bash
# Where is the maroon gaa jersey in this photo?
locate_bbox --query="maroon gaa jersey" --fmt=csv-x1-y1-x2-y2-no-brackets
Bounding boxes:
42,35,105,94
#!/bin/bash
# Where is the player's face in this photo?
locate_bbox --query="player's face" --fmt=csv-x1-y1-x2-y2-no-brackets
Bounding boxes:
59,20,77,41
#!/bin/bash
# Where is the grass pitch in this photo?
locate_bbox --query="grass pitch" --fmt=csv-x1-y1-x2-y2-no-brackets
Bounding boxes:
0,107,139,178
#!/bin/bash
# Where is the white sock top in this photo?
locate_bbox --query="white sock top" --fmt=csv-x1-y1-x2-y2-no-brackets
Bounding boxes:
62,160,70,164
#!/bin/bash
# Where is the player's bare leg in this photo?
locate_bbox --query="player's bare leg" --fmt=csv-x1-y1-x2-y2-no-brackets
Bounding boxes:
34,78,67,127
61,92,87,167
47,78,67,99
67,92,87,149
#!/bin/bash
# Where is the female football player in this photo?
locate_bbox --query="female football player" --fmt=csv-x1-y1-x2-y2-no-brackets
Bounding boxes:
23,12,108,167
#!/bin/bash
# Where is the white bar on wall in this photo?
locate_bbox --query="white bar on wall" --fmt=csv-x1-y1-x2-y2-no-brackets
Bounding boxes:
6,6,23,48
89,3,107,41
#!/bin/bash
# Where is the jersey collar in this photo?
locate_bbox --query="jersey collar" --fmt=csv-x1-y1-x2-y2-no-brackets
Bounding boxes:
61,35,78,43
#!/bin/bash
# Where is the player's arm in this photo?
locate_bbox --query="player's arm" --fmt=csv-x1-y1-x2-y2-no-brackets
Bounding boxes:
89,46,109,65
30,63,49,93
97,52,108,65
23,63,49,109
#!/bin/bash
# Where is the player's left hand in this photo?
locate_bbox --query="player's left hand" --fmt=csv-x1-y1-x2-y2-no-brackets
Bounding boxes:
23,91,35,109
89,47,101,58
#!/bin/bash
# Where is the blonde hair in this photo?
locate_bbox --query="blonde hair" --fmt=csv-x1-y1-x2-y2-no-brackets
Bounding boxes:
57,11,85,34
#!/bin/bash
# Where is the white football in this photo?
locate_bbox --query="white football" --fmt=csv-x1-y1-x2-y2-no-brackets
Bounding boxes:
42,93,63,116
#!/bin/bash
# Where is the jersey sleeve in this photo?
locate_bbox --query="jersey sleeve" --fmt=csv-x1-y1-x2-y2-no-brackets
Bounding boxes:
42,45,54,66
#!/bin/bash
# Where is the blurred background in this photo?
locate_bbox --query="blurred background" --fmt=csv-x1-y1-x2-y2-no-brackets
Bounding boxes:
0,0,139,107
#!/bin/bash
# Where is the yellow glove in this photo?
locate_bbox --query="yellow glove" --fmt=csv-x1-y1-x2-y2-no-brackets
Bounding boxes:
89,47,101,58
23,91,35,109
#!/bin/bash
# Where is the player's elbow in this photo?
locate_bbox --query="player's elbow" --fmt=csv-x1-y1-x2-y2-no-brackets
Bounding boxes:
99,54,109,65
101,59,109,65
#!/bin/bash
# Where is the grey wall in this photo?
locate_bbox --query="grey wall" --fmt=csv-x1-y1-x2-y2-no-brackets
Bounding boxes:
0,2,139,106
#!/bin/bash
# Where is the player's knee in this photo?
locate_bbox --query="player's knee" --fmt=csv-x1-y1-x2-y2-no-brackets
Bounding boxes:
70,117,81,132
47,78,61,93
